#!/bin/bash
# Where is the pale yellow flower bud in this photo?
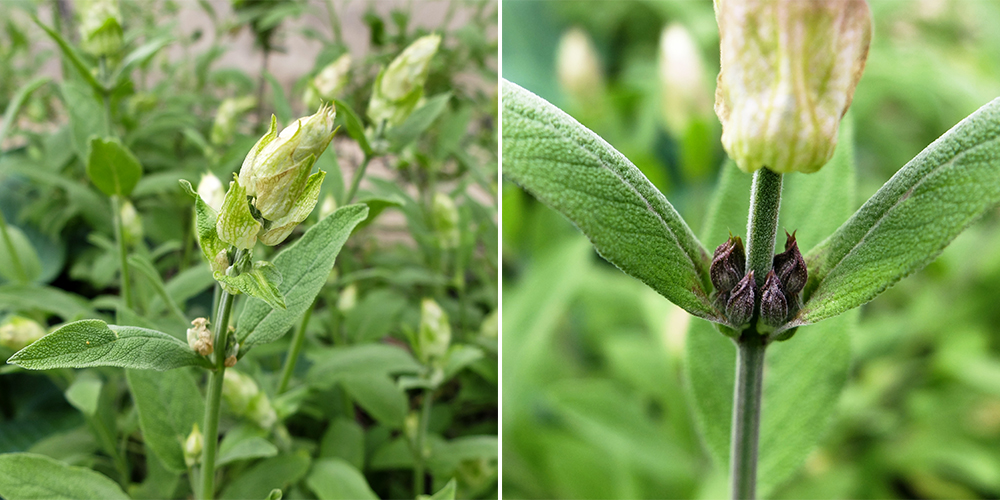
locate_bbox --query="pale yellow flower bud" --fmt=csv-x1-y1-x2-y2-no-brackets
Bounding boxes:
417,298,451,364
432,192,460,249
0,316,47,351
78,0,122,57
211,96,257,146
120,200,143,245
337,283,357,313
305,53,352,109
556,28,603,100
368,34,441,127
658,24,712,137
319,194,337,220
714,0,872,174
198,172,226,212
183,424,203,467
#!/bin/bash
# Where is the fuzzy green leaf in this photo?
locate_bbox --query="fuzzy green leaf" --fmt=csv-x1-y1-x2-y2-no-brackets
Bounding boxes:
386,92,452,151
801,98,1000,324
32,17,104,94
219,452,310,500
217,432,278,467
236,204,369,349
333,99,372,157
420,479,457,500
216,175,261,249
501,80,718,321
86,137,143,198
126,368,204,473
217,260,286,310
7,319,212,371
340,373,407,428
306,458,379,500
0,452,129,500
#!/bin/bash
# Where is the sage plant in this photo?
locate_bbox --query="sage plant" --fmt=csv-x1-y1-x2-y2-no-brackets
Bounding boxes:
502,0,1000,497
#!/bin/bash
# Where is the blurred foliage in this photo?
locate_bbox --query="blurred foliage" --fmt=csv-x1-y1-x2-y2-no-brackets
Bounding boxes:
502,0,1000,498
0,0,497,498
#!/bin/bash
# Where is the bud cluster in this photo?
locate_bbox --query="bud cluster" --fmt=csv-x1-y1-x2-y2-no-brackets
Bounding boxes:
710,231,807,332
186,317,213,356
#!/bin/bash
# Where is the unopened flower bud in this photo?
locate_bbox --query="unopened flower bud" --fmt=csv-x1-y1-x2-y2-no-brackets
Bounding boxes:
198,172,226,212
404,411,420,441
319,193,337,220
714,0,872,174
0,316,47,351
120,200,143,244
183,424,203,467
432,192,460,249
658,23,711,136
211,249,230,275
187,317,214,356
225,355,237,368
305,53,352,109
772,231,807,296
760,270,788,328
224,340,239,367
337,284,357,313
223,369,259,415
368,34,441,127
211,96,257,146
556,27,603,100
726,271,757,327
78,0,122,57
711,235,746,293
418,298,451,364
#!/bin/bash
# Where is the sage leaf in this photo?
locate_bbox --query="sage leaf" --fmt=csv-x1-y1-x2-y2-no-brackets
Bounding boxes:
217,426,278,467
333,98,373,157
306,458,379,500
0,452,129,500
387,93,452,151
219,452,310,500
421,478,457,500
7,319,212,371
305,344,422,388
179,180,226,268
340,373,407,428
87,137,143,198
319,418,365,469
126,368,204,473
217,261,286,310
236,204,369,349
32,16,104,94
801,98,1000,324
60,82,106,160
501,79,719,321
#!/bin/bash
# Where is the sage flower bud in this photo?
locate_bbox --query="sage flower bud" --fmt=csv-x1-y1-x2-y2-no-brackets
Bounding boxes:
305,53,351,109
337,283,357,313
223,369,258,415
319,193,337,220
772,231,807,296
760,270,788,328
714,0,872,174
77,0,122,58
726,271,757,327
658,23,711,137
432,192,460,249
368,34,441,127
556,27,603,100
221,105,335,248
186,317,213,356
0,316,46,351
211,96,257,146
120,200,143,244
711,235,746,293
197,172,226,212
418,298,451,364
183,424,203,467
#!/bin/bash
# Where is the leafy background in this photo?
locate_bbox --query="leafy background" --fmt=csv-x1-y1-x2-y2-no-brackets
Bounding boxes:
0,0,497,498
502,1,1000,498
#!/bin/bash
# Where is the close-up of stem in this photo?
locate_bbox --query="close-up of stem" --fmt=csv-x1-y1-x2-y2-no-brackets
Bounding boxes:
199,284,236,500
111,195,132,315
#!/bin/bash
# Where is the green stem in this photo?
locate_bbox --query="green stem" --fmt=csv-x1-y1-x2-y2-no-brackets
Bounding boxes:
112,195,133,317
0,212,29,284
729,167,782,500
344,155,372,205
199,287,237,500
414,388,434,497
277,300,314,394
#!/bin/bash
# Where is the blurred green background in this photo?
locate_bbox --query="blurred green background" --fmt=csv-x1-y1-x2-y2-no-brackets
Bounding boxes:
501,1,1000,498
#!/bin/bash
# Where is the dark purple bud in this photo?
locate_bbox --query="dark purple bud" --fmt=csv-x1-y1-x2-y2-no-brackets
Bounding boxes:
773,231,807,296
760,270,788,328
711,235,746,293
726,271,756,326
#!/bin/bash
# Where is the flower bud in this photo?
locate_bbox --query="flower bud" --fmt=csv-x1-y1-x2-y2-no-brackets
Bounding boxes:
760,270,788,328
772,231,807,296
77,0,123,58
418,298,451,364
0,316,46,351
319,193,337,220
305,53,351,109
556,27,603,100
367,34,441,127
223,369,258,415
658,23,712,137
198,172,226,212
120,200,143,245
432,192,460,249
186,317,213,356
714,0,872,174
183,424,203,467
711,235,746,293
726,271,757,327
211,96,257,146
337,283,357,313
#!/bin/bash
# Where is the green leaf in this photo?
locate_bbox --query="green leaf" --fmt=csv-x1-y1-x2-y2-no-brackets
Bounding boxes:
306,344,422,389
114,35,174,82
126,368,204,473
237,204,369,349
0,224,42,284
266,489,283,500
87,137,143,198
65,373,103,417
305,458,379,500
217,260,286,310
340,373,407,428
443,344,484,379
216,174,261,249
59,82,107,160
333,99,373,157
801,98,1000,324
0,284,95,320
342,288,407,343
264,72,292,125
32,17,104,94
0,452,129,500
217,427,278,467
319,418,364,470
7,319,212,371
128,254,187,323
419,479,457,500
501,79,718,321
0,76,49,145
179,180,227,267
219,452,311,500
386,93,452,151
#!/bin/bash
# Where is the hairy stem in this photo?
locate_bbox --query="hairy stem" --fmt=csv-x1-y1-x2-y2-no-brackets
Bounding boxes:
111,195,132,318
745,168,782,286
344,155,372,205
199,283,237,500
414,388,434,497
277,300,314,394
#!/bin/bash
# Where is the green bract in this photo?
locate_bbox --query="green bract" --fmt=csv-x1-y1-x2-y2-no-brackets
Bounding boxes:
77,0,123,57
368,34,441,127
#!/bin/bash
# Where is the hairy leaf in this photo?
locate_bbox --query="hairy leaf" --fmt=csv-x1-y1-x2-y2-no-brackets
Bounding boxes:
333,98,372,157
126,368,204,473
501,80,718,320
0,452,129,500
306,458,379,500
217,260,285,310
219,452,310,500
387,93,452,151
87,137,143,198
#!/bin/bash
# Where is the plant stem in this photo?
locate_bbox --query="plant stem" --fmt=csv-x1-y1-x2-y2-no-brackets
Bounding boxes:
111,195,132,318
0,212,29,284
344,155,372,205
730,167,783,499
199,287,236,500
414,388,434,497
277,300,314,394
